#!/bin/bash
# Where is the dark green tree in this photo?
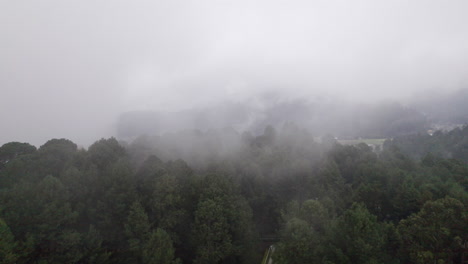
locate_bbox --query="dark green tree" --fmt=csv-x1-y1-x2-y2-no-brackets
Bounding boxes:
398,197,467,264
190,174,256,264
324,203,392,264
0,218,18,264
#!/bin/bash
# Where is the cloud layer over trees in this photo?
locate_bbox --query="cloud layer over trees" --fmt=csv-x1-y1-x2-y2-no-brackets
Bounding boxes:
1,0,468,145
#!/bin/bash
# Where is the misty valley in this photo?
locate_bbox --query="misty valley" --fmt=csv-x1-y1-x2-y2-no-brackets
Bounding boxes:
2,1,468,263
1,121,467,264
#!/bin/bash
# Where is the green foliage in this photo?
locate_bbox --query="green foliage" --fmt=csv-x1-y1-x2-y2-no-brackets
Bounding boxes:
0,142,36,167
385,125,468,163
275,218,317,264
80,225,111,263
149,174,186,237
299,199,329,232
143,228,179,264
398,197,467,263
192,197,234,264
125,201,151,252
275,199,329,263
190,174,257,264
0,218,18,264
37,138,78,177
0,130,466,264
323,203,389,264
125,202,179,264
88,137,126,170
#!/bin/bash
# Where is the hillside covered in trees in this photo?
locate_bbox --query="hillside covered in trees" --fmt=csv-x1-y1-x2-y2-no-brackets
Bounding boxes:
0,125,467,264
117,98,430,141
384,125,468,163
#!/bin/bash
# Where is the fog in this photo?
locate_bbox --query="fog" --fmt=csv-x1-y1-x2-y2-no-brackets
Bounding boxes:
1,0,468,146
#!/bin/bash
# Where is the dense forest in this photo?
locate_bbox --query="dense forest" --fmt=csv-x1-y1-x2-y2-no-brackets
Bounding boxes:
0,125,467,264
384,125,468,163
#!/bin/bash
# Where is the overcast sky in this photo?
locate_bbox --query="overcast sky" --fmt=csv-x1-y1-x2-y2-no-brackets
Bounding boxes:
1,0,468,146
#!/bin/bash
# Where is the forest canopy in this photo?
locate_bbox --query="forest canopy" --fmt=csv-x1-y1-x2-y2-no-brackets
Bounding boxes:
0,125,467,264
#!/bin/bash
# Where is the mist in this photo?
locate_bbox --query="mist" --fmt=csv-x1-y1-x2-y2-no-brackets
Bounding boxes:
2,0,468,146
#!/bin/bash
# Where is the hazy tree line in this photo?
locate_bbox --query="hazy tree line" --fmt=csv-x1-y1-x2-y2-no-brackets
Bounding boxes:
0,124,467,264
384,125,468,163
117,99,430,141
